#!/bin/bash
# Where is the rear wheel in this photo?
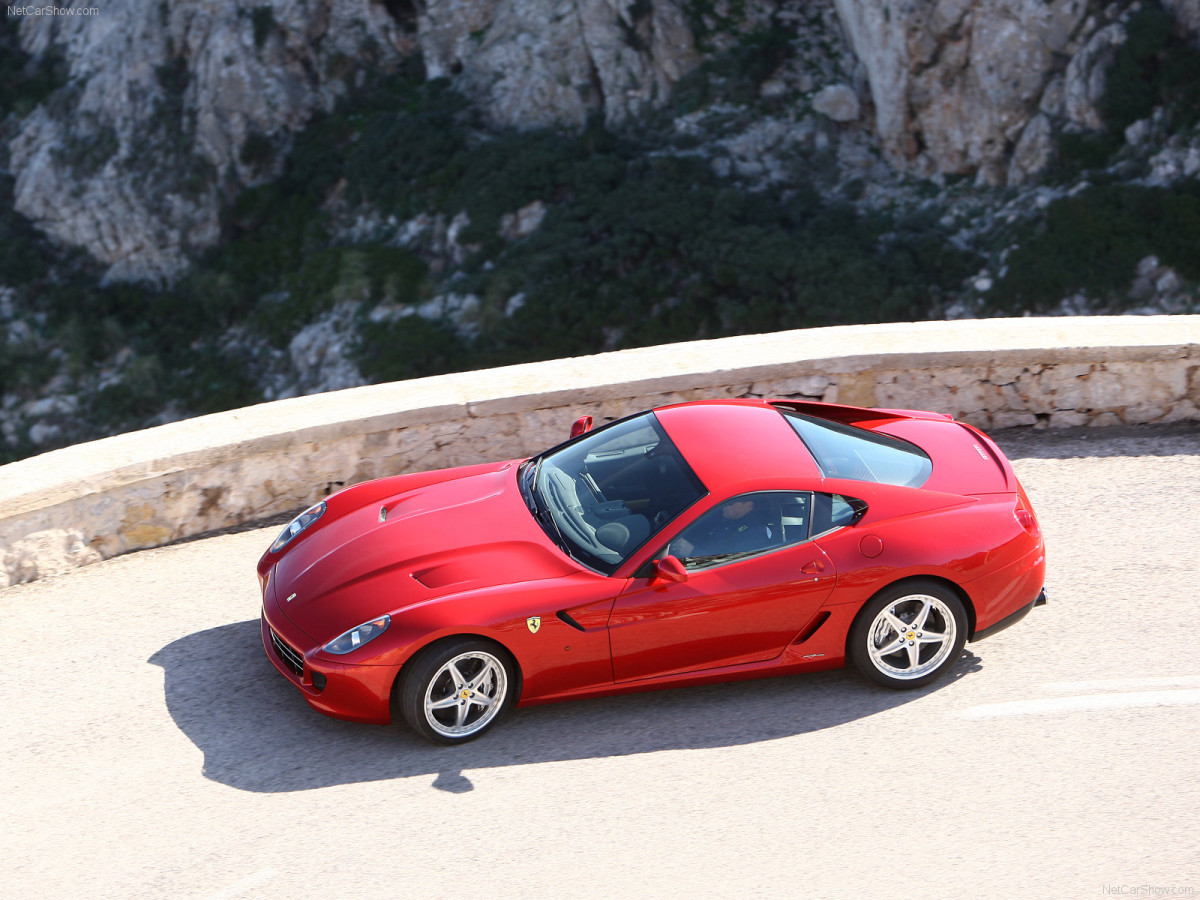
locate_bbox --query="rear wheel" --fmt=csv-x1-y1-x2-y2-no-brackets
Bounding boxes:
397,639,517,744
849,581,967,689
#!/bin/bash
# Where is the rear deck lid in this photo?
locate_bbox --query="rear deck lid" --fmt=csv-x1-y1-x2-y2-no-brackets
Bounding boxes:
872,418,1013,494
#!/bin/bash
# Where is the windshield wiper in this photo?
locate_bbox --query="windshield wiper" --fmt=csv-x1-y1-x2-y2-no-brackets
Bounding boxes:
522,458,578,562
521,457,544,509
539,507,576,561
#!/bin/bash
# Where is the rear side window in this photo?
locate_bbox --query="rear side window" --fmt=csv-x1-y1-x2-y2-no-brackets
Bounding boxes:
782,412,932,487
811,493,868,535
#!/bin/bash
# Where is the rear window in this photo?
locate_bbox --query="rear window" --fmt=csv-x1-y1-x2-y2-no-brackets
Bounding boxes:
781,412,932,487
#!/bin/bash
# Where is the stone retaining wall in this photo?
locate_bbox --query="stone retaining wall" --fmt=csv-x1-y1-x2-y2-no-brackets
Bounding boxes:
2,316,1198,586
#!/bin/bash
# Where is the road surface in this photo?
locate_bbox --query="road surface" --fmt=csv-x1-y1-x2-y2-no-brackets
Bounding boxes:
2,424,1198,900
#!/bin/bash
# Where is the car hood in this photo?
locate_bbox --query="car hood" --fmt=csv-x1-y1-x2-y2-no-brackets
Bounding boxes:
273,466,576,640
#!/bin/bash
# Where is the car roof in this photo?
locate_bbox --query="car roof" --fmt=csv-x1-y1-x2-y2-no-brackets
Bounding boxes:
654,400,821,495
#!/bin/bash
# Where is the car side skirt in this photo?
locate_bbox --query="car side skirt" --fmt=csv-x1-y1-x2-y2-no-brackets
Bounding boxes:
517,603,857,707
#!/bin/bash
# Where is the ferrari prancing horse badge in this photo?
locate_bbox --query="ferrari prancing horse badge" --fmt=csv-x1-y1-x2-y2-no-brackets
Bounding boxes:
527,616,541,634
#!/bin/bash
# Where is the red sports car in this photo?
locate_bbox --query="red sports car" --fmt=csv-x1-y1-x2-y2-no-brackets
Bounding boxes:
258,399,1045,744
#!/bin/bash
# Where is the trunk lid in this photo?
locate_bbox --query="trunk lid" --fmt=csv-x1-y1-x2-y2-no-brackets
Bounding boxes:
872,418,1013,495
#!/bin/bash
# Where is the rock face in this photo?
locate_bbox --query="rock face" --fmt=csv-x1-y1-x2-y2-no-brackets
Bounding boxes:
1063,22,1127,131
7,0,699,280
833,0,1095,184
8,0,409,282
420,0,699,128
812,83,860,122
6,0,1200,278
0,528,101,587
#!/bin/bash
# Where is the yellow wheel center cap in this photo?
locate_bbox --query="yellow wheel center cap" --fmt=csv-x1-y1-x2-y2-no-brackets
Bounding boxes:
460,689,471,700
906,631,916,640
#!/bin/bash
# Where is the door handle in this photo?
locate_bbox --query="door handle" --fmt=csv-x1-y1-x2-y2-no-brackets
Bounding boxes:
800,560,826,575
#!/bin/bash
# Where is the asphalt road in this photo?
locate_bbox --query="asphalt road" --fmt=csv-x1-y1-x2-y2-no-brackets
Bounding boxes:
2,424,1198,900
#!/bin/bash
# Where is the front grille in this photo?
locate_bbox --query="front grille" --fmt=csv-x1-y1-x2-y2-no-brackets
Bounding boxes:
270,628,305,677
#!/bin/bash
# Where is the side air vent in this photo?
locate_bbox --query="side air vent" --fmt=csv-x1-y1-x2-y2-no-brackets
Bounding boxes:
793,611,831,644
556,610,586,632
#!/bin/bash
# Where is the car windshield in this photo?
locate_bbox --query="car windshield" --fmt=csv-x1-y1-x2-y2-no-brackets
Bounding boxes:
521,413,707,574
781,412,932,487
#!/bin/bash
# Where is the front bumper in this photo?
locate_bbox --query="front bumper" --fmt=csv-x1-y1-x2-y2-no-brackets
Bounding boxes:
260,605,399,725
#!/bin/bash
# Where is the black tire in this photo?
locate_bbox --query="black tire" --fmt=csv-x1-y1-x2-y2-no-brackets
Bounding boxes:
396,638,518,744
848,580,968,690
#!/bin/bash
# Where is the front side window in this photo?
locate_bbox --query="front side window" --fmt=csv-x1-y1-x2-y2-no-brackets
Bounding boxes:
663,491,814,572
781,412,932,487
520,413,706,574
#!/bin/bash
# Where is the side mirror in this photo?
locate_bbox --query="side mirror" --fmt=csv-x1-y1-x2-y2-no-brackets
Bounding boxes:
653,555,688,584
570,415,593,439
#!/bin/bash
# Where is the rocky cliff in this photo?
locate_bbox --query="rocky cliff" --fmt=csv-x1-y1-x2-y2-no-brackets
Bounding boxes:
6,0,702,281
8,0,411,281
8,0,1200,278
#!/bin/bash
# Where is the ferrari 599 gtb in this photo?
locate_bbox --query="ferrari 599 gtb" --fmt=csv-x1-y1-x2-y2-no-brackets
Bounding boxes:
258,399,1045,743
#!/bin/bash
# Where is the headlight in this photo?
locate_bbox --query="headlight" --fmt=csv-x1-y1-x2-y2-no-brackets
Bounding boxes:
270,500,327,553
324,615,391,655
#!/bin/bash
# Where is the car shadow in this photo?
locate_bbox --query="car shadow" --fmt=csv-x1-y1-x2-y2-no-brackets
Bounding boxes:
993,422,1199,460
149,619,982,794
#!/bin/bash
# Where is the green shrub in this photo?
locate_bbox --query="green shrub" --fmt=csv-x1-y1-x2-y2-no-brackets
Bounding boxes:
155,53,189,99
669,24,795,114
0,17,67,118
1103,1,1200,134
1050,1,1200,179
342,78,470,214
356,314,471,382
1104,3,1174,135
239,132,277,171
988,181,1200,312
172,343,261,414
264,244,429,344
249,6,275,49
420,149,978,369
1051,131,1122,181
684,0,747,53
52,125,119,177
0,175,56,285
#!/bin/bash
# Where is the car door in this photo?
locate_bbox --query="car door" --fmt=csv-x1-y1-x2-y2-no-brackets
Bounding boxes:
608,491,838,682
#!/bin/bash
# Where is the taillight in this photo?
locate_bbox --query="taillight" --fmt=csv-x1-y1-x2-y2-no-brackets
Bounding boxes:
1015,491,1040,536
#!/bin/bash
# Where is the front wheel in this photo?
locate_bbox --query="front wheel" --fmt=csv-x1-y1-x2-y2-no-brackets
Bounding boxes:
397,639,517,744
848,581,968,689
